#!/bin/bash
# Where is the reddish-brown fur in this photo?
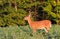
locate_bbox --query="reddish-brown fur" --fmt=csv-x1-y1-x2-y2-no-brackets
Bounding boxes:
24,14,51,33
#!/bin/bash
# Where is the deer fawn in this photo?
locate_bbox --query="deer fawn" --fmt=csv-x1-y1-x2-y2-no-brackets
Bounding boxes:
24,13,51,33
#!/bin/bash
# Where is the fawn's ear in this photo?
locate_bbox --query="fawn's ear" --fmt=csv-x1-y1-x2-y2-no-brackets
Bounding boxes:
29,11,31,17
29,14,31,17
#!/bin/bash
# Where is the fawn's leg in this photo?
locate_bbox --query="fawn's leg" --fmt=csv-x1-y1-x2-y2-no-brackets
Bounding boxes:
44,28,48,33
47,24,51,31
32,29,36,36
46,27,50,31
32,29,36,33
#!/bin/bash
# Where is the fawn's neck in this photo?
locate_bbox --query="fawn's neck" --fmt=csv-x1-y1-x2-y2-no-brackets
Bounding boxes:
27,18,32,26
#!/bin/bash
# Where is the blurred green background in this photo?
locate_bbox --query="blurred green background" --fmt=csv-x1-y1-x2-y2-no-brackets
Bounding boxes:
0,0,60,27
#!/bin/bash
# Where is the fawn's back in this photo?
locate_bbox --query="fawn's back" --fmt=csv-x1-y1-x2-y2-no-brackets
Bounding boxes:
30,20,51,30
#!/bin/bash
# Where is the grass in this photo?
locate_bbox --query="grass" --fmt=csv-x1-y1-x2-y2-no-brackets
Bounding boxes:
0,25,60,39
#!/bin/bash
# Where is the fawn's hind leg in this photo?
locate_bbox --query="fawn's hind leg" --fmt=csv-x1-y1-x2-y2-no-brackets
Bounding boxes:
44,27,48,33
46,27,50,31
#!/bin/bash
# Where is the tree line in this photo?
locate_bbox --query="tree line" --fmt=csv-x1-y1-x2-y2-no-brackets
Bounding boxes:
0,0,60,27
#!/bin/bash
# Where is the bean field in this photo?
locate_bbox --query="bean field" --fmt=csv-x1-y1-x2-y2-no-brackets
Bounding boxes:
0,25,60,39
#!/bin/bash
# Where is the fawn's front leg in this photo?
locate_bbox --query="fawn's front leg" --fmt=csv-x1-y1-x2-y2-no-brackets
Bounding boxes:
32,29,36,36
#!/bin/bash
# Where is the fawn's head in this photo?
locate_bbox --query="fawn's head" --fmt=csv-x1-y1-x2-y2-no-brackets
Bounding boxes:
24,13,31,20
24,16,29,20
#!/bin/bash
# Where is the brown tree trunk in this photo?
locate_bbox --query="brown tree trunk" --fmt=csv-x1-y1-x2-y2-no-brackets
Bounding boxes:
42,12,44,20
8,0,11,8
15,2,17,12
